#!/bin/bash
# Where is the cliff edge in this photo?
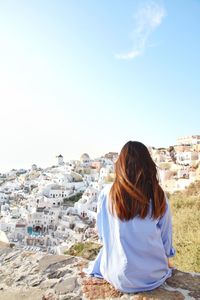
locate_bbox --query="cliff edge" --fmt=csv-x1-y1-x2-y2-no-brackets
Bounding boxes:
0,246,199,300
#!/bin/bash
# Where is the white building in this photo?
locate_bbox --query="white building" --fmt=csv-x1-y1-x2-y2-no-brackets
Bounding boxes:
31,164,37,171
73,186,99,221
28,207,60,233
10,207,21,218
0,217,16,233
80,153,90,163
177,167,189,179
177,135,200,146
55,173,84,190
36,196,53,209
99,166,113,182
176,151,199,165
0,192,9,203
57,154,64,166
43,184,72,200
80,153,91,167
49,185,72,200
14,222,27,241
65,160,77,172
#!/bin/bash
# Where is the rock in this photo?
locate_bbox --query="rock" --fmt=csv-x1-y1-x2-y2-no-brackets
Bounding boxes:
47,267,72,279
3,249,21,262
0,287,45,300
0,241,10,248
40,279,59,289
58,293,82,300
0,283,7,291
81,270,200,300
0,230,9,244
15,275,26,282
81,277,122,299
55,277,77,295
127,288,185,300
166,269,200,294
4,276,14,287
42,289,59,300
0,247,200,300
29,275,43,287
39,255,76,273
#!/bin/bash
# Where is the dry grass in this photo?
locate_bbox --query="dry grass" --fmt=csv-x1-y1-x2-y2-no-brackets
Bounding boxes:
170,181,200,272
64,182,200,273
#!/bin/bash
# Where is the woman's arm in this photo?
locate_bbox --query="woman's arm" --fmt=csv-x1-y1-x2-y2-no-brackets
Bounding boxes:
157,198,176,259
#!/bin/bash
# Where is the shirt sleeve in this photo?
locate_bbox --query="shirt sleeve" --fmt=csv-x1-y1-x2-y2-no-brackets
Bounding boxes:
157,197,176,258
96,190,105,242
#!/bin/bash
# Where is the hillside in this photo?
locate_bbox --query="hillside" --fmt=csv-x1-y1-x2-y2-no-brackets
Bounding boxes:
170,180,200,272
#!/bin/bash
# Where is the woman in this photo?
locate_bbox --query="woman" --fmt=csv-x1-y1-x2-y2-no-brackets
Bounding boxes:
86,141,175,293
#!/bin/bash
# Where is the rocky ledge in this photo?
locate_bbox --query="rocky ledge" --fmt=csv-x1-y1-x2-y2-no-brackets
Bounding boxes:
0,247,200,300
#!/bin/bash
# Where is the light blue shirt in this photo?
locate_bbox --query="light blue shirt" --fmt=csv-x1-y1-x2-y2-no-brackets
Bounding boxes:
86,184,175,293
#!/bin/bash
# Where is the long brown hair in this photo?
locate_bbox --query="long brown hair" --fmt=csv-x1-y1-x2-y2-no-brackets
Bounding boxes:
109,141,166,220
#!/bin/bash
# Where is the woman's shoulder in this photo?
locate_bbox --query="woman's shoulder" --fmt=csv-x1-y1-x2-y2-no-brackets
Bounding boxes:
100,183,113,197
98,183,113,205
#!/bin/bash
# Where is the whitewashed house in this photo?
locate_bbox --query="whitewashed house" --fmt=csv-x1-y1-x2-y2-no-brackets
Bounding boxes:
177,167,189,179
55,173,84,190
99,166,113,182
6,170,17,179
177,135,200,145
0,192,9,203
0,216,16,234
14,222,27,241
65,160,77,172
10,207,21,218
31,164,37,171
57,154,64,166
73,186,99,220
89,181,103,190
80,153,91,167
176,151,199,166
46,184,72,200
29,206,60,233
28,207,45,232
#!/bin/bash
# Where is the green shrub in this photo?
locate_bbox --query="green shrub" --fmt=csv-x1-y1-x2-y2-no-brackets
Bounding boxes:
65,242,102,260
63,192,83,203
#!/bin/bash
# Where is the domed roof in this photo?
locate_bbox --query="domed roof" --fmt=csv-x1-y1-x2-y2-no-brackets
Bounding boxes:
80,153,90,161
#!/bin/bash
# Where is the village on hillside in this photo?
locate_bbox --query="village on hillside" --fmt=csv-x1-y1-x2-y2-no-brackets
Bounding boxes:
150,135,200,192
0,135,200,255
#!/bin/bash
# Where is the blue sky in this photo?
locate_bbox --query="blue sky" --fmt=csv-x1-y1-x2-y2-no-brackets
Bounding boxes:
0,0,200,171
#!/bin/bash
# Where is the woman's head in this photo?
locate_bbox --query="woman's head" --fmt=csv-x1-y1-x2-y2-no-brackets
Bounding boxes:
109,141,166,220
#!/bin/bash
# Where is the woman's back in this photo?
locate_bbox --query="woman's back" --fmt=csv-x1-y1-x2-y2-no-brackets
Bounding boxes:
86,141,175,292
87,184,175,293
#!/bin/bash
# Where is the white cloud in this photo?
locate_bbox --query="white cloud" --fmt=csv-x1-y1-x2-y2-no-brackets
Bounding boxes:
115,1,166,60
